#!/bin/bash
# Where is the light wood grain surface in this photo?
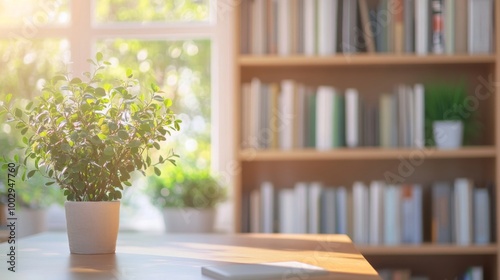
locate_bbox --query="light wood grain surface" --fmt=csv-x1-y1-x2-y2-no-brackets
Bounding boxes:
0,232,380,280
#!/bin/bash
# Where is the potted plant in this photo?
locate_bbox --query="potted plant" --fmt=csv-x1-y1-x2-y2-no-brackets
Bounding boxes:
0,52,181,254
425,82,478,149
147,167,226,233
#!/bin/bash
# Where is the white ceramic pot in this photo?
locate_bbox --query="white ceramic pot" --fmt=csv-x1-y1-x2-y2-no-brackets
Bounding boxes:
433,120,464,150
65,201,120,254
162,208,215,233
16,208,47,238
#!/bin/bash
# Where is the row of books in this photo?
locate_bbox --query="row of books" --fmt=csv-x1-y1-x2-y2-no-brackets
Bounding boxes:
241,178,492,246
240,0,493,55
240,79,425,150
378,266,483,280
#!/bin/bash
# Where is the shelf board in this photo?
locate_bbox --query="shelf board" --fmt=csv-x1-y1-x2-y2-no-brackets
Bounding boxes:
357,244,498,255
239,146,496,161
239,54,496,67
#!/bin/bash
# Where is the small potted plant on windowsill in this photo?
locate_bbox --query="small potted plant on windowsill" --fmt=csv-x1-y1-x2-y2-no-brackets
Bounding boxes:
147,167,226,233
0,52,181,254
425,82,479,149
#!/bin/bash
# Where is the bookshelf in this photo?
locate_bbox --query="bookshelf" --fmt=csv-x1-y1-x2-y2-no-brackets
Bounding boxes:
233,0,500,279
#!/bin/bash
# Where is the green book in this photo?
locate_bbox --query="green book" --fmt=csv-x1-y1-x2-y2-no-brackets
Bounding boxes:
336,94,346,147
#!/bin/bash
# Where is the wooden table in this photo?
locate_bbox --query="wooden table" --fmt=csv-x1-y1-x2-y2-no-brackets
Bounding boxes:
0,232,380,280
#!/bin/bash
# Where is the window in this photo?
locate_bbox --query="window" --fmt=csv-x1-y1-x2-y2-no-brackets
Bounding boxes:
0,0,236,232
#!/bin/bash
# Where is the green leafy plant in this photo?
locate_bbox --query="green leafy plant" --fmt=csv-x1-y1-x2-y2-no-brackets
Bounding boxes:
0,52,181,201
425,82,480,145
147,167,226,209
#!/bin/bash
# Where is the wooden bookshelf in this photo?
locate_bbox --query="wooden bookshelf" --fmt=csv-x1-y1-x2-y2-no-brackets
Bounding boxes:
240,54,496,67
233,1,500,279
240,146,496,161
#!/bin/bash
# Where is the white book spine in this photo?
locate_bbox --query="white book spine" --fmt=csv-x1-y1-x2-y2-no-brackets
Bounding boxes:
413,84,425,148
318,0,337,55
345,88,359,148
261,181,274,233
303,0,316,55
279,189,295,233
277,0,291,56
316,86,334,150
280,80,294,150
454,178,472,245
294,182,309,233
415,0,429,55
468,0,493,54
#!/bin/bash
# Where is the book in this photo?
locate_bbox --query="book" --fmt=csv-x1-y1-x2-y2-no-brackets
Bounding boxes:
394,0,405,53
277,0,291,56
454,0,468,53
279,80,295,150
303,0,316,55
369,181,385,245
294,182,309,233
279,188,295,233
379,94,392,147
468,0,493,54
342,0,358,53
384,184,401,245
415,0,429,55
404,0,414,53
269,83,280,149
413,84,425,148
260,181,274,233
454,178,473,245
318,0,338,55
358,0,375,53
241,83,251,148
353,181,369,244
289,0,299,54
308,182,323,233
316,86,335,150
444,0,455,54
266,0,278,54
473,188,490,244
250,78,262,149
240,0,249,54
336,186,348,235
432,182,452,243
202,261,329,280
251,0,266,55
345,88,359,148
305,88,316,148
431,0,445,54
320,187,336,234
